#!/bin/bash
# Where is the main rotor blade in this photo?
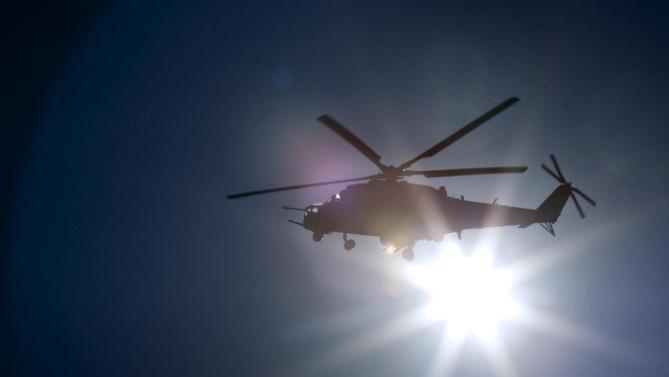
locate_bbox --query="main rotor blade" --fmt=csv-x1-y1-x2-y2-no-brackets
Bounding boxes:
227,175,374,199
400,97,520,169
570,192,586,218
318,115,387,172
572,188,597,207
406,166,527,178
541,163,563,182
549,154,565,181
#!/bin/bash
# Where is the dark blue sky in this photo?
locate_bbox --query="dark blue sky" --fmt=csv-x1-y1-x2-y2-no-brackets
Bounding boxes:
5,1,669,376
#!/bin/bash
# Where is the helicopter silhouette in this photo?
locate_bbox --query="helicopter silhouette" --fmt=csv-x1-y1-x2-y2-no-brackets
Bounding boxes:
228,97,596,261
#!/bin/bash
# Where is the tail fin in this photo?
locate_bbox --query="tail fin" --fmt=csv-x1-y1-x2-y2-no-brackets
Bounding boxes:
536,184,572,223
530,154,597,235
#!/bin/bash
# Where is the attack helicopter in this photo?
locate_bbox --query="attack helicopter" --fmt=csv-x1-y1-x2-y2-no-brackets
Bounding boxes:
228,97,596,261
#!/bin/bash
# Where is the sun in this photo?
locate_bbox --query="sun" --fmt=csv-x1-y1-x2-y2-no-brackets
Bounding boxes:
406,242,518,342
294,235,624,377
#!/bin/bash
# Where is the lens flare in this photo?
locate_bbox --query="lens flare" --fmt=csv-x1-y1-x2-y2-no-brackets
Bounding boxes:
383,244,397,254
407,242,518,342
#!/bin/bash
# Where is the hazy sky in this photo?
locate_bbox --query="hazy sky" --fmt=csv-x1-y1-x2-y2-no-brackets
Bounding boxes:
6,1,669,376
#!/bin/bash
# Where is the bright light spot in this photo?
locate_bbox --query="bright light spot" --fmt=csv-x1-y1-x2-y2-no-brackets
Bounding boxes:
384,244,397,254
407,242,518,342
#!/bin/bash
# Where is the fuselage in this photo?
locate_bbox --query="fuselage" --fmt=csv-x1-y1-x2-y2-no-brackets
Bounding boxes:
301,180,539,248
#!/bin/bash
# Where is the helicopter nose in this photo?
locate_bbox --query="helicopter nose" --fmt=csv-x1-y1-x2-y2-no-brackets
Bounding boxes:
303,205,323,231
302,214,311,230
302,207,313,229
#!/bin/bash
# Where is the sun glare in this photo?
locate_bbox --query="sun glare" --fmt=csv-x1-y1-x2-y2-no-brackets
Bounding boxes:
407,243,518,342
297,236,624,377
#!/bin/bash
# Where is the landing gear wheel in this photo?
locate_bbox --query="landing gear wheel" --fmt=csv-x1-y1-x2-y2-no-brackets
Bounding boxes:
344,239,356,251
402,248,415,261
312,233,323,242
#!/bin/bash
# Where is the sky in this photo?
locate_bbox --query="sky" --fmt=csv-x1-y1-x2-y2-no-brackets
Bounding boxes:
4,0,669,376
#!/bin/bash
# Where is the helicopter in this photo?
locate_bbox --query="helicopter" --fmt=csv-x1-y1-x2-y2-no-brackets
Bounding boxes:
227,97,596,261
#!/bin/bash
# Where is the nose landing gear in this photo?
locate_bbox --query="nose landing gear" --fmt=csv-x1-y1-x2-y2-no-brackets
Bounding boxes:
343,233,356,251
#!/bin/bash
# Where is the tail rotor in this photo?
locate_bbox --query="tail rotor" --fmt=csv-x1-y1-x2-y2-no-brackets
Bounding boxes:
541,154,597,218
